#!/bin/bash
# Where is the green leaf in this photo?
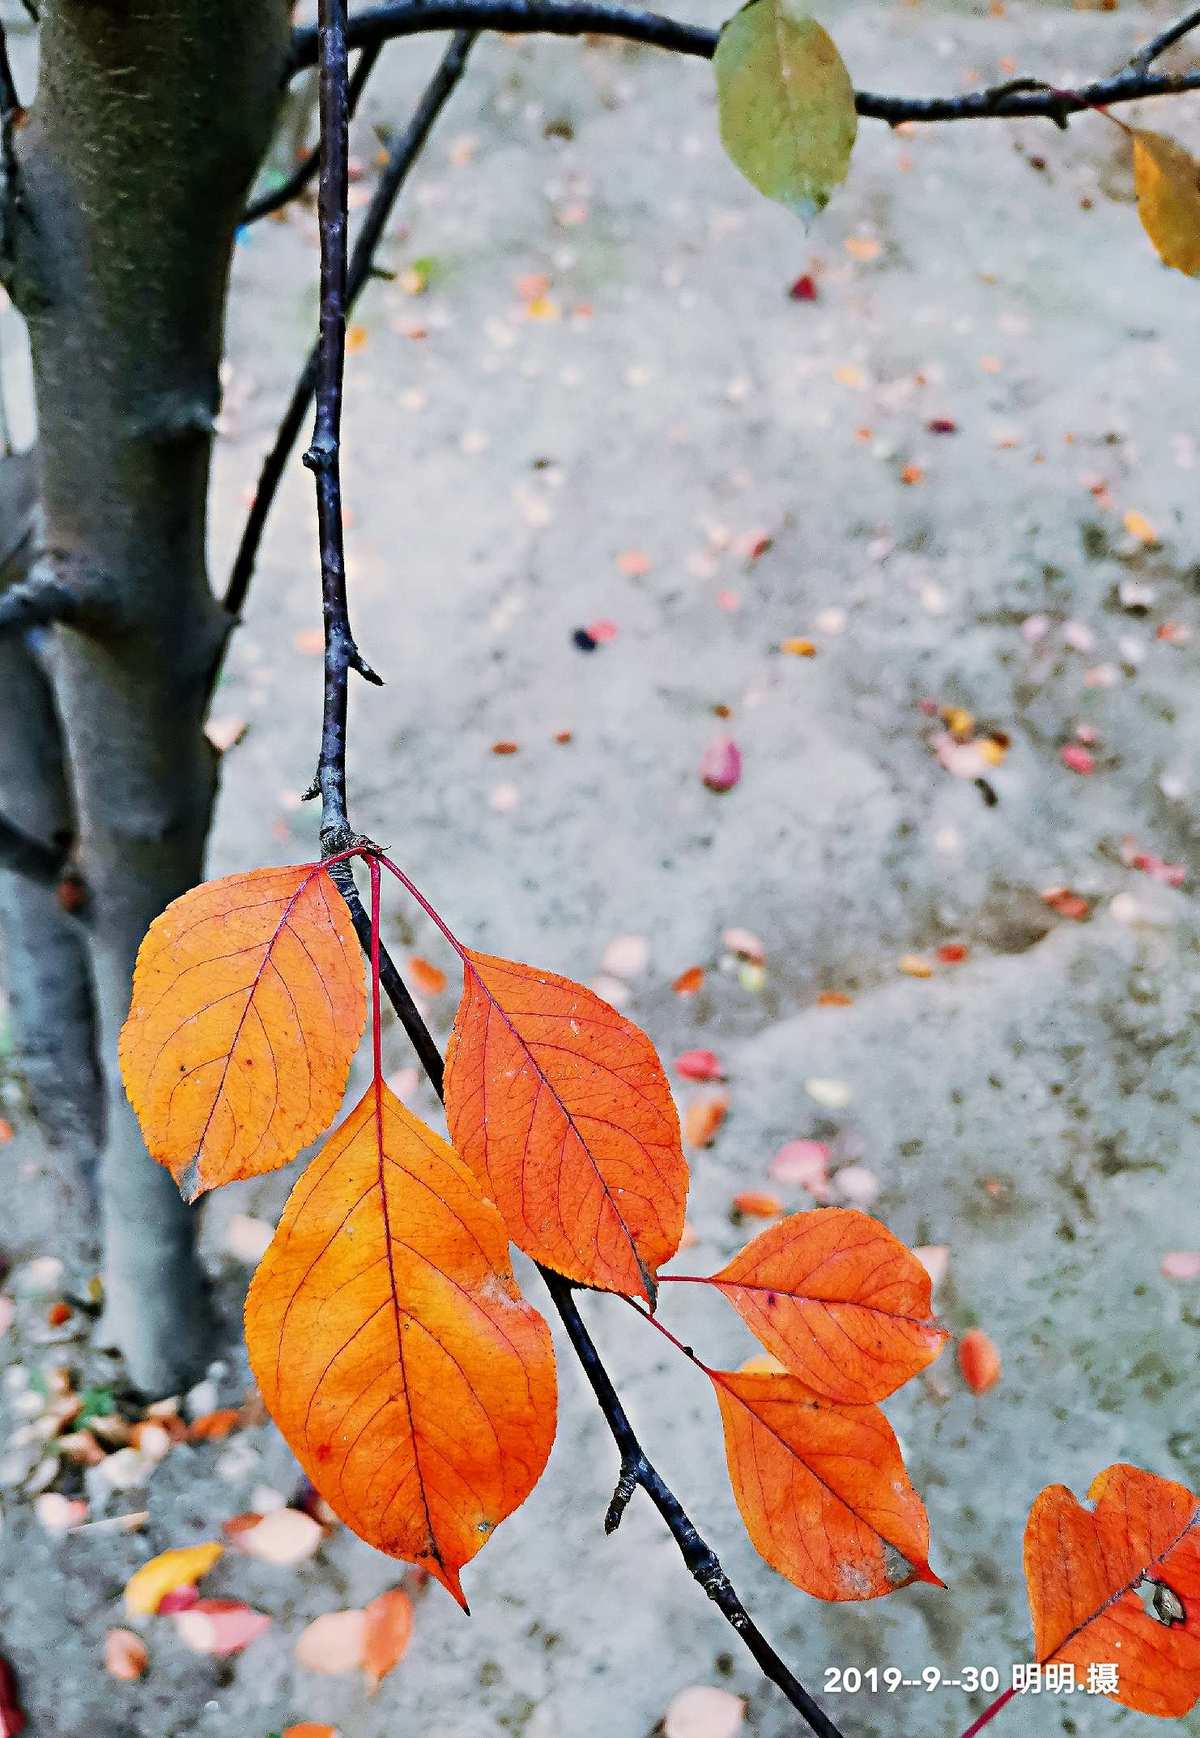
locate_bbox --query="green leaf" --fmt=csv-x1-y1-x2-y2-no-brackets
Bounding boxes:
714,0,857,222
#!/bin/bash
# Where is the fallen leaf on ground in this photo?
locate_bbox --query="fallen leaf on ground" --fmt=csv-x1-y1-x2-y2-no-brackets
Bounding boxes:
175,1600,271,1657
407,955,447,995
958,1327,1001,1393
664,1683,746,1738
228,1507,324,1566
103,1629,148,1682
684,1094,728,1149
675,1049,723,1081
673,966,705,995
699,735,742,792
1162,1252,1200,1281
188,1409,242,1442
124,1543,224,1616
295,1609,368,1675
770,1139,831,1199
732,1192,783,1218
363,1588,413,1692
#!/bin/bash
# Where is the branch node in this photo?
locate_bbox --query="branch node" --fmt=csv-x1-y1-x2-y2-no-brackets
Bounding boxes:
604,1458,640,1534
302,439,335,473
350,646,384,685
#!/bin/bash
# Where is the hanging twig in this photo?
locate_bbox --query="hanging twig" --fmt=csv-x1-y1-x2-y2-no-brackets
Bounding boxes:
291,0,1200,125
300,10,846,1730
226,29,476,619
243,41,383,226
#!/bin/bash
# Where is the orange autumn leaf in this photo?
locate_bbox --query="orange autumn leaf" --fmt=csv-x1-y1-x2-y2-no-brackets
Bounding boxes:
1025,1464,1200,1716
711,1368,940,1601
120,865,365,1200
363,1587,413,1692
957,1327,1001,1394
684,1094,727,1150
673,965,705,995
443,950,688,1301
245,1083,557,1608
408,955,447,996
702,1209,947,1402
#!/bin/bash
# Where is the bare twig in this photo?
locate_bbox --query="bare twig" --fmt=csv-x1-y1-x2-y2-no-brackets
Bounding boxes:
304,0,384,859
292,0,1200,124
243,41,383,226
1131,3,1200,73
299,16,846,1726
225,30,476,619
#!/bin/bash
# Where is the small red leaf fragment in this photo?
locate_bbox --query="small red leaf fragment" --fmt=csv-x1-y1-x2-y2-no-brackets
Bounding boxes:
958,1328,1001,1393
673,966,705,995
0,1657,24,1736
675,1049,723,1081
1042,887,1090,921
788,274,818,302
700,735,742,792
1060,744,1095,775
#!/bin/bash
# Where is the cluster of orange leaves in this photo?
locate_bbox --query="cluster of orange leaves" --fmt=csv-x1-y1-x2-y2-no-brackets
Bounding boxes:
119,860,1199,1719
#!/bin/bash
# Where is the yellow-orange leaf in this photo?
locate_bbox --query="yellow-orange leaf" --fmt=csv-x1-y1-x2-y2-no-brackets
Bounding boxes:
711,1369,940,1601
1025,1463,1200,1716
704,1209,947,1402
120,865,365,1200
443,949,688,1300
124,1542,224,1615
245,1083,557,1608
1131,128,1200,277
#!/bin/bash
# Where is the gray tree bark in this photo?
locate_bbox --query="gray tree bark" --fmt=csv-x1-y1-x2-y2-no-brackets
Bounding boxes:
0,0,291,1392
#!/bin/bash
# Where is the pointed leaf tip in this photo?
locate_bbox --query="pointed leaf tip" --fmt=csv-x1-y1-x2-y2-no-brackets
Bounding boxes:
245,1085,557,1595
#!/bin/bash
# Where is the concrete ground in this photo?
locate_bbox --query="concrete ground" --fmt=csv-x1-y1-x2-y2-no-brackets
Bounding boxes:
2,0,1200,1734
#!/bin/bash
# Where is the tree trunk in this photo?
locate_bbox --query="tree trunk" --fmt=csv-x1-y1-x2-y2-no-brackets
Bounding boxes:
2,0,291,1391
0,448,102,1165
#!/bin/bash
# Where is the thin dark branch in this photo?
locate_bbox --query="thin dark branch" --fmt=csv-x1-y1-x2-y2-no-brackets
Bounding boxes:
1131,3,1200,72
225,30,476,620
349,909,846,1738
243,41,383,226
292,0,1200,124
305,0,384,852
0,810,66,888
